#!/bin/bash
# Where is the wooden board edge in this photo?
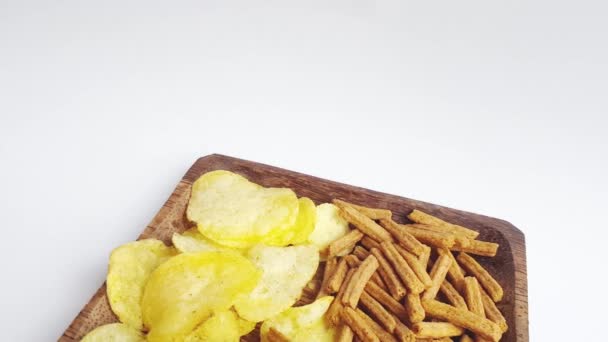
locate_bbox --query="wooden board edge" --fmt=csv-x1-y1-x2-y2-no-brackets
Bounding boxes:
500,220,529,341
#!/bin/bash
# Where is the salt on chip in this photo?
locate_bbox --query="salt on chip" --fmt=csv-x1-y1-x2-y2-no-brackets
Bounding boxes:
184,310,254,342
260,296,336,342
142,251,261,341
106,239,174,330
234,244,319,322
81,323,145,342
187,170,299,248
308,203,352,256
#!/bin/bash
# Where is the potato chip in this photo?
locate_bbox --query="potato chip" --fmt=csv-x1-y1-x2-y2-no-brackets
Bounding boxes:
81,323,145,342
172,233,219,253
184,310,254,342
234,244,319,322
260,296,335,342
289,197,317,244
292,320,337,342
181,226,202,238
308,203,351,255
187,170,299,248
142,251,261,341
171,227,233,254
236,315,257,336
264,197,317,246
106,239,174,330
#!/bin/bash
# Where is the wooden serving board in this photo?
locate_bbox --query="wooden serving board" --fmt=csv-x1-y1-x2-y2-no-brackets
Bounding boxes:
60,154,528,341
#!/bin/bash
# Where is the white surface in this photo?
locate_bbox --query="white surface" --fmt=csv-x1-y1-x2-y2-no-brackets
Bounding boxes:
1,1,606,340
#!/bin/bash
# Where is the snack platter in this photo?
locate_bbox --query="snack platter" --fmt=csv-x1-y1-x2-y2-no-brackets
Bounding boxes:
60,154,528,341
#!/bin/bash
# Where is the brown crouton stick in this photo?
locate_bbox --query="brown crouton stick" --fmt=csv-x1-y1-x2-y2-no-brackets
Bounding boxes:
342,255,380,308
333,199,392,220
342,307,380,342
317,257,338,298
370,247,406,300
339,206,393,242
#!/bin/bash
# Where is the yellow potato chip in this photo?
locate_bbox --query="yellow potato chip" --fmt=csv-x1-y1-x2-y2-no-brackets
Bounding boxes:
187,170,299,248
260,296,335,342
142,251,261,341
263,197,317,246
106,239,174,330
184,310,254,342
181,226,205,238
308,203,352,256
171,230,231,254
234,244,320,322
292,320,336,342
236,315,257,336
288,197,317,244
81,323,145,342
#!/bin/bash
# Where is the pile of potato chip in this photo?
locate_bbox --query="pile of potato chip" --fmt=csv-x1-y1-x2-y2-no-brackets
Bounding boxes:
82,170,507,342
82,170,354,341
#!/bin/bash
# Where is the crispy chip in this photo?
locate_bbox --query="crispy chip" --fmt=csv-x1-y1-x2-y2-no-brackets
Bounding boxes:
235,244,319,322
106,239,174,330
263,197,317,246
292,320,338,342
289,197,317,244
172,229,232,254
308,203,352,257
187,170,300,248
81,323,145,342
184,310,254,342
260,296,336,342
142,251,260,341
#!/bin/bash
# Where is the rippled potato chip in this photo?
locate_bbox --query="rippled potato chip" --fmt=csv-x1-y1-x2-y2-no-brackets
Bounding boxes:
106,239,174,330
260,296,335,342
308,203,352,256
291,320,337,342
288,197,317,244
142,251,261,341
171,227,232,254
236,315,257,336
234,244,319,322
181,226,202,238
264,197,317,246
81,323,145,342
184,310,255,342
187,170,299,248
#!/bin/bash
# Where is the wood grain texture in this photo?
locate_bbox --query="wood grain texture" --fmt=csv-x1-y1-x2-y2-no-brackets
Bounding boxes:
59,154,528,341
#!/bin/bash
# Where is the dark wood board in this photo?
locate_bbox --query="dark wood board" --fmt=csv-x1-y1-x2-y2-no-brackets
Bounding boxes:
60,154,528,341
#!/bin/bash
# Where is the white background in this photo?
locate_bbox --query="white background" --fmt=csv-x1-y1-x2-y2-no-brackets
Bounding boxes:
1,1,606,340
